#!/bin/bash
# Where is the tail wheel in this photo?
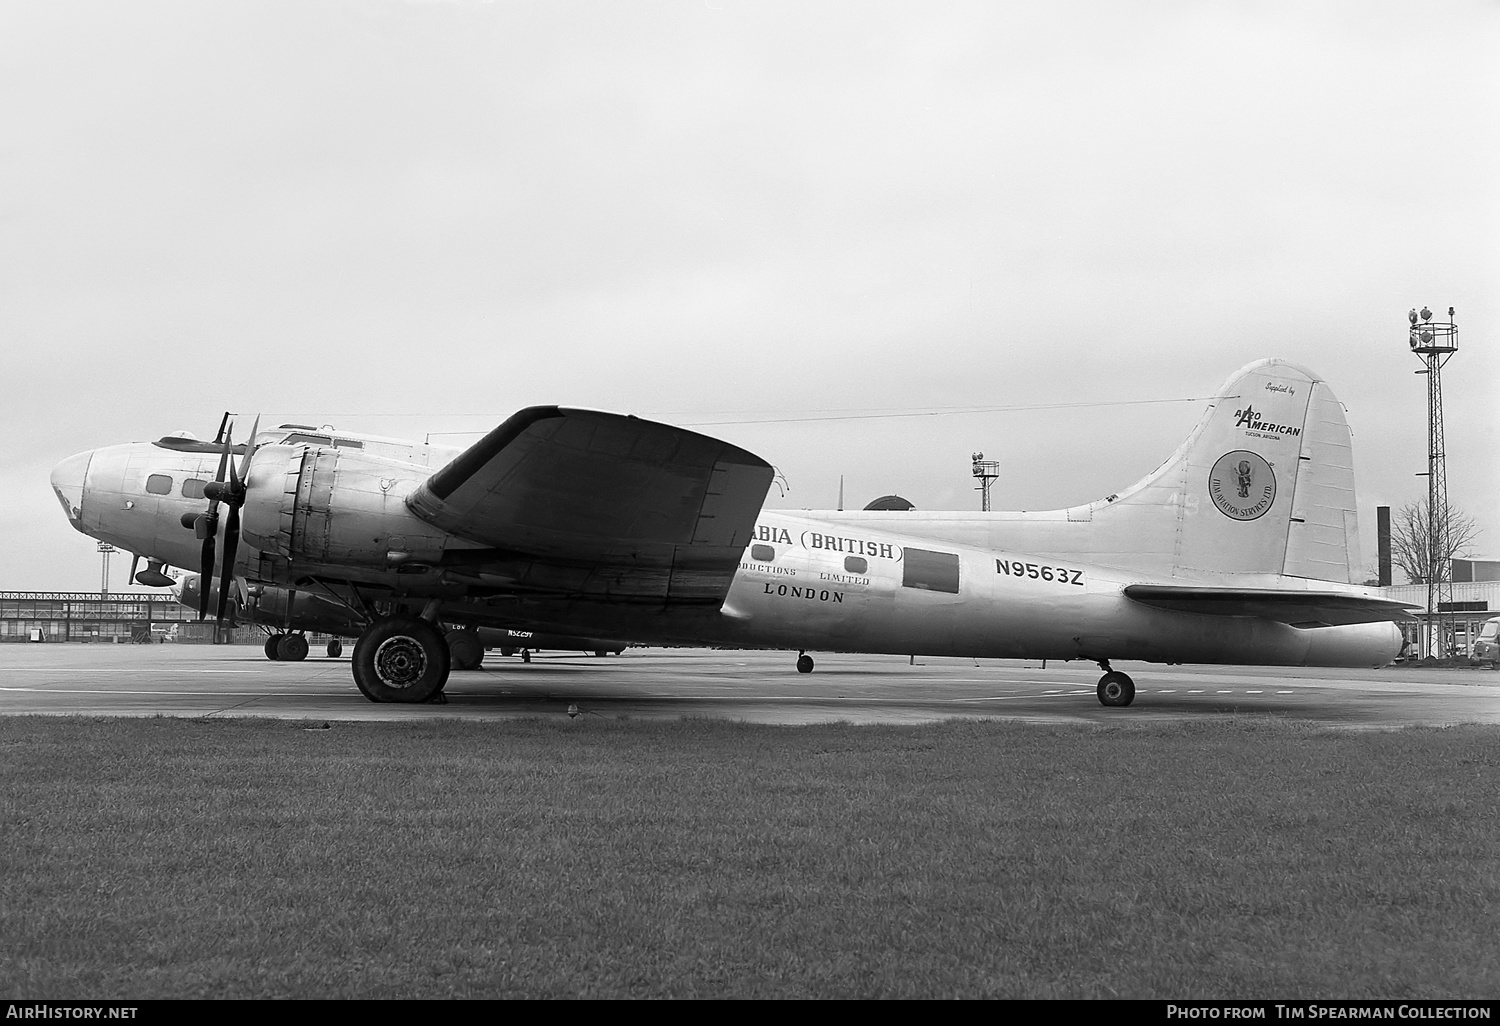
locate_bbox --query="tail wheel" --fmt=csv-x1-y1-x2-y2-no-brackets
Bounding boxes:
352,616,450,703
277,633,309,662
1097,671,1135,707
327,639,343,658
796,652,814,674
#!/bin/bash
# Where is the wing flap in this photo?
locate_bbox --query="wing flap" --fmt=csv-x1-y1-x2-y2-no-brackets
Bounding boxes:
408,407,773,606
1123,585,1417,627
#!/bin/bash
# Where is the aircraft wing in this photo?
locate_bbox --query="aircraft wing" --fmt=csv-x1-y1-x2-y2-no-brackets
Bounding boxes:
406,406,773,606
1123,585,1417,629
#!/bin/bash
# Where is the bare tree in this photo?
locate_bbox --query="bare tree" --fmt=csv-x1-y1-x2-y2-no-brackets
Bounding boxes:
1390,499,1481,584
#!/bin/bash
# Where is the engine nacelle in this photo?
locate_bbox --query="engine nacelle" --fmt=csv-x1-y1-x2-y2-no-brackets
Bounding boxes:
240,444,452,568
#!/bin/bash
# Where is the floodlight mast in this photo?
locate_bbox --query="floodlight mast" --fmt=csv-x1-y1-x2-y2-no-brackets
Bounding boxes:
971,453,1000,512
1407,305,1458,658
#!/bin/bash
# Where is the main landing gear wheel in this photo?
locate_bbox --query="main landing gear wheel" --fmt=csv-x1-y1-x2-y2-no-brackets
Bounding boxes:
445,628,484,671
796,652,814,674
327,639,343,658
1097,671,1135,707
352,616,450,704
276,633,309,662
264,635,283,661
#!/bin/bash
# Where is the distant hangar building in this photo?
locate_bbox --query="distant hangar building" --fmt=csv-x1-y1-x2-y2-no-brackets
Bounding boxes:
0,591,251,644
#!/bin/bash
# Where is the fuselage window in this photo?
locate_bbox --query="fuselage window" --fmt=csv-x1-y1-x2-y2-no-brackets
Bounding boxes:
182,479,206,499
145,474,173,495
751,544,776,562
844,555,868,574
332,438,365,449
901,548,960,594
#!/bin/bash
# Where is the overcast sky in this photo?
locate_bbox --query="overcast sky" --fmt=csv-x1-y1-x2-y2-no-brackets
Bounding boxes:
2,0,1496,592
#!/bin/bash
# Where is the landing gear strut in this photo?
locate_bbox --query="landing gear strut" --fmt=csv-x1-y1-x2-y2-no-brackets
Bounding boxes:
352,615,450,703
1096,660,1135,707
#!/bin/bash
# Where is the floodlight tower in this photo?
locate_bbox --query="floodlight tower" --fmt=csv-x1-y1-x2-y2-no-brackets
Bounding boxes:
97,542,115,596
1407,305,1458,657
971,453,1000,512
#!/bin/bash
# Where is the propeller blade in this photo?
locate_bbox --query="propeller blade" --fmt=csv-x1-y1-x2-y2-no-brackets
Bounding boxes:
198,533,216,619
212,429,231,497
217,505,240,624
235,415,259,484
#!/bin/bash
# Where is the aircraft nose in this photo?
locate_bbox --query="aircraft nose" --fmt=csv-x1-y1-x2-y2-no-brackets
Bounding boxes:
50,450,92,532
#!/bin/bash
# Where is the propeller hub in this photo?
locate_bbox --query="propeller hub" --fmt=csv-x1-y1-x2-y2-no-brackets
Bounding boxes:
203,480,245,505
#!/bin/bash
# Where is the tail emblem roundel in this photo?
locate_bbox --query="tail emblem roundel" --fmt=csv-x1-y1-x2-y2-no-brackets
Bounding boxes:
1208,450,1276,521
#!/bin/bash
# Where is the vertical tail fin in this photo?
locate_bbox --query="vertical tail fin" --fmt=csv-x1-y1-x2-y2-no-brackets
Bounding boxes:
1083,359,1361,582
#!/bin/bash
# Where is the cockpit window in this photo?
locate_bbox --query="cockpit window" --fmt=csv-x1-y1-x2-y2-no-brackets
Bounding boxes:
145,474,173,495
751,544,776,562
182,479,206,499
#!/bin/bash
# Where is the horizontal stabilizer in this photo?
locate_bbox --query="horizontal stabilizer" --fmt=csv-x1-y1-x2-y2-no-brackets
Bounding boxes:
406,407,773,606
1123,585,1417,628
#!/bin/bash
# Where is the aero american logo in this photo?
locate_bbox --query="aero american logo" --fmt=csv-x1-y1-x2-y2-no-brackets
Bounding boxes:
1208,450,1275,521
1233,404,1301,440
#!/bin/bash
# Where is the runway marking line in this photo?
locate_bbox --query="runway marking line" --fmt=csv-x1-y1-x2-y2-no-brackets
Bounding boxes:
0,686,346,697
2,668,256,674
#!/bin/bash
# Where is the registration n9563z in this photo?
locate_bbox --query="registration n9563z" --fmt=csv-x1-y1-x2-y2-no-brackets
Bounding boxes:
996,559,1085,585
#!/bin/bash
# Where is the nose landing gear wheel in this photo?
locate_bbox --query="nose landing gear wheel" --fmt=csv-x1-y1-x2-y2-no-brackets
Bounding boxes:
352,616,450,703
1097,671,1135,707
276,633,309,662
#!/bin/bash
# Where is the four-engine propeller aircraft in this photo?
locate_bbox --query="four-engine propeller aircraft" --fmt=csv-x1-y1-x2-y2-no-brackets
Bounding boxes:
51,359,1412,706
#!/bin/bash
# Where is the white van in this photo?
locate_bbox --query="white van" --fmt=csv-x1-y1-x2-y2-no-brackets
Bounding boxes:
1471,617,1500,668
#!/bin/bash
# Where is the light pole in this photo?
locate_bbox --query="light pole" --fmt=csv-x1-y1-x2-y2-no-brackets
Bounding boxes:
97,542,116,597
1407,305,1458,658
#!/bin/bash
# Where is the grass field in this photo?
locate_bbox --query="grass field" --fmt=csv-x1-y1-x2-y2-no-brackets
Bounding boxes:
2,715,1497,999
